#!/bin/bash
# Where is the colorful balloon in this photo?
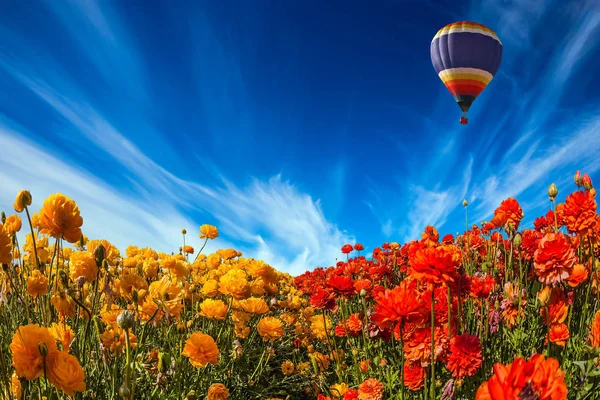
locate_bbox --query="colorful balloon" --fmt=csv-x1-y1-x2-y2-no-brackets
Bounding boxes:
430,22,502,124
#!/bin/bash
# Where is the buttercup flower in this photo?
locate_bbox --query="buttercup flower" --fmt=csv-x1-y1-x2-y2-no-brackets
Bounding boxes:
38,194,83,243
27,270,49,298
357,378,384,400
69,251,98,283
534,232,577,285
207,383,229,400
446,334,483,379
181,332,219,368
199,224,219,239
46,350,86,396
10,324,58,380
257,316,285,340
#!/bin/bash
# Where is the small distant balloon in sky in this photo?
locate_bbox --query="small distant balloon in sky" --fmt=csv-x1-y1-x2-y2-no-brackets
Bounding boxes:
430,22,503,125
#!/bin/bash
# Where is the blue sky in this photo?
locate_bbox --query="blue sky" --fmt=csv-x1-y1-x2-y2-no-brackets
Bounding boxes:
1,0,599,275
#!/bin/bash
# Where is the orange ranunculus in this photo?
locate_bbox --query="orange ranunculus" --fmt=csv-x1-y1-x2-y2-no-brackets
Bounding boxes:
0,223,12,264
475,354,567,400
207,383,230,400
590,310,600,347
404,362,425,391
238,297,269,315
4,215,22,236
13,190,32,213
541,288,568,326
183,245,194,254
46,350,86,396
38,194,83,243
371,281,426,330
87,239,121,266
199,299,229,320
345,313,363,336
99,328,137,354
257,316,285,340
534,232,577,285
562,190,597,235
549,323,570,347
48,323,75,350
409,244,461,284
69,251,98,283
11,371,22,399
568,263,588,287
27,270,49,298
51,293,75,319
421,226,439,247
182,332,219,368
446,333,483,379
10,324,59,380
202,279,220,297
219,269,250,300
357,378,384,400
492,197,524,231
199,224,219,239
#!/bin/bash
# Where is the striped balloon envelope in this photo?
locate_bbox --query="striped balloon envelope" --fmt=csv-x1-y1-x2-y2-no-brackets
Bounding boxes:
430,22,502,124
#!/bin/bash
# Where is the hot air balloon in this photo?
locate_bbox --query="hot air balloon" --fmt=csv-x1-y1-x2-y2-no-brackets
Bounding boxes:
430,22,502,124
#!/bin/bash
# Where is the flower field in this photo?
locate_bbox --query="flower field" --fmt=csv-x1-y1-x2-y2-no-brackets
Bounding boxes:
2,172,600,400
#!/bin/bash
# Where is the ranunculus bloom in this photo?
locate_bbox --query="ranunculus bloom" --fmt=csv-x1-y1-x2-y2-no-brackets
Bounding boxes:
199,299,229,320
207,383,230,400
47,350,86,396
475,354,567,400
421,226,439,247
470,273,496,299
549,323,570,347
13,190,32,213
0,223,12,264
26,270,49,298
404,362,425,391
562,191,597,235
181,332,219,368
409,244,462,284
372,281,426,330
257,317,285,340
199,224,219,239
281,360,294,375
541,288,568,326
100,328,138,355
238,297,269,315
69,251,98,283
567,263,588,287
48,323,75,350
4,215,22,236
491,197,524,231
534,232,577,285
326,275,356,298
183,245,194,254
218,269,250,300
343,389,359,400
341,244,354,254
446,333,483,379
357,378,384,400
38,194,83,243
10,324,59,380
310,288,337,311
354,243,364,251
589,310,600,347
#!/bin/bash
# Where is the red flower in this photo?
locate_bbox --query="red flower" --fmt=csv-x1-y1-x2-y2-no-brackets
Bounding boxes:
354,279,372,294
371,281,426,330
357,378,384,400
343,389,359,400
341,244,354,254
548,323,570,347
562,191,597,235
409,245,462,284
326,275,356,298
421,226,439,247
534,232,577,285
346,313,363,336
491,197,524,231
590,310,600,347
354,243,364,251
310,288,336,310
445,334,483,379
475,354,567,400
442,234,455,244
470,273,496,299
404,362,425,391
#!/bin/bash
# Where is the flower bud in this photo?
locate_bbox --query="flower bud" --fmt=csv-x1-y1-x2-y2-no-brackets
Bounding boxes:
94,244,106,267
548,183,558,199
131,289,139,304
583,174,593,191
117,310,135,330
360,288,367,297
118,385,131,399
575,171,582,188
1,211,5,224
158,352,171,373
176,321,186,335
181,229,187,235
184,391,196,400
513,233,522,247
13,190,32,213
38,342,48,357
462,199,468,207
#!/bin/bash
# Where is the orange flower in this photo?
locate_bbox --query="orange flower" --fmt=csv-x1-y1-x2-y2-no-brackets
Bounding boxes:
219,269,250,299
48,323,75,350
548,323,570,347
13,190,32,213
475,354,567,400
10,324,58,380
360,360,370,372
492,198,524,231
534,232,577,285
0,223,12,264
257,316,285,340
345,313,363,336
238,297,269,315
404,362,425,391
11,371,21,399
199,299,229,320
182,332,219,368
357,378,384,400
589,310,600,347
183,245,194,254
199,224,219,239
4,215,22,236
541,288,568,326
38,194,83,243
567,263,588,288
409,245,461,284
27,270,49,298
46,350,86,396
51,293,75,319
87,239,121,266
562,191,597,235
445,333,483,379
281,360,294,375
69,251,98,283
372,281,426,330
207,383,230,400
99,328,138,354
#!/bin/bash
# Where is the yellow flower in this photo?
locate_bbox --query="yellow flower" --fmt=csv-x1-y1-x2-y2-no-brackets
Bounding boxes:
48,323,75,350
87,239,120,266
331,383,349,397
311,315,332,340
206,253,222,270
219,269,250,300
51,293,75,319
27,270,49,298
10,324,58,380
143,258,159,278
257,317,285,341
69,251,98,283
183,245,194,254
181,332,219,368
38,194,83,243
207,383,230,400
0,223,12,264
99,328,137,355
216,248,240,260
4,215,22,236
238,297,269,315
13,190,32,213
199,224,219,240
199,299,229,320
281,360,294,375
46,350,86,396
202,279,220,297
11,371,21,399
